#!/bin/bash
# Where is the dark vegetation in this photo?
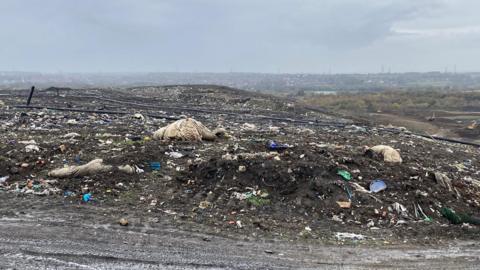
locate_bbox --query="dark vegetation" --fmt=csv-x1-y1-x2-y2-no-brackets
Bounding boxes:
302,90,480,114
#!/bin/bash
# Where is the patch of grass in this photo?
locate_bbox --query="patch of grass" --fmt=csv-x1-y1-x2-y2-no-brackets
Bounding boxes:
247,196,270,206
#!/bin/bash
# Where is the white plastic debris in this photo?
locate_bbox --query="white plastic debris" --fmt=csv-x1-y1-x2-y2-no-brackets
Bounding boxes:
63,132,81,139
335,232,366,241
241,123,257,131
166,151,184,159
0,176,9,183
25,145,40,153
133,113,145,121
19,140,37,145
392,202,409,217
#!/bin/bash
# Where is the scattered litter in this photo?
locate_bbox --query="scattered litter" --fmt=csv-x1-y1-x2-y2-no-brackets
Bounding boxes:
119,218,129,226
335,232,366,241
59,144,67,153
266,140,289,151
242,123,257,131
0,176,9,184
268,126,280,132
63,132,80,139
118,165,143,174
19,140,37,145
132,113,145,121
299,226,313,238
434,172,452,191
440,207,480,225
337,170,352,181
162,210,177,215
332,215,343,222
223,152,279,160
82,193,92,202
166,151,184,159
369,180,387,193
236,220,243,228
150,162,161,171
441,207,462,224
392,202,408,217
25,144,40,153
337,201,351,209
351,182,370,193
63,190,75,197
1,85,479,243
232,190,270,206
199,201,212,209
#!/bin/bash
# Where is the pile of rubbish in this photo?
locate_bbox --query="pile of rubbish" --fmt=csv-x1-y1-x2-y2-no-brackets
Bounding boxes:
0,85,479,242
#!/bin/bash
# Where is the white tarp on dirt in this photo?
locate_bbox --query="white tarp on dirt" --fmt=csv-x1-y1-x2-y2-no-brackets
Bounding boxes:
367,145,402,163
153,118,221,141
49,159,112,178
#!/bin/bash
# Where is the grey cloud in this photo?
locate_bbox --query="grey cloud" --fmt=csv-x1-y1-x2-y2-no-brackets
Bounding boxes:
0,0,478,73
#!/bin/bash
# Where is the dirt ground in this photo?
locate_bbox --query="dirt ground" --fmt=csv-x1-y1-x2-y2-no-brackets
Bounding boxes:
1,85,480,268
366,111,480,144
1,193,480,269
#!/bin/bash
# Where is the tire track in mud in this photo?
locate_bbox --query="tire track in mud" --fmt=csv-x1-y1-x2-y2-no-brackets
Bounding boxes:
1,203,480,270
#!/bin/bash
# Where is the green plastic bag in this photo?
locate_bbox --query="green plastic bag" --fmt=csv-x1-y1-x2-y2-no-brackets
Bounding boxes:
337,170,352,181
441,207,480,225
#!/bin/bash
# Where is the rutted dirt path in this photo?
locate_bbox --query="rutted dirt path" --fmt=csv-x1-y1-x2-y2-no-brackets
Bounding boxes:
1,193,479,270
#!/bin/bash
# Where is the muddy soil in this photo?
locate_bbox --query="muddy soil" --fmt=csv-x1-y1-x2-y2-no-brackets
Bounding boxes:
0,85,480,254
366,110,480,144
1,192,480,269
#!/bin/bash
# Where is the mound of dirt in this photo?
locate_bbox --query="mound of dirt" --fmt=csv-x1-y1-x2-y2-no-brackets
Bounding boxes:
0,85,479,244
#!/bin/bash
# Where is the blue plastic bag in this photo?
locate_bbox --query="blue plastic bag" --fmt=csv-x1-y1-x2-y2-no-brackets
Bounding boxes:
150,162,161,171
82,193,92,202
370,180,387,193
266,140,289,151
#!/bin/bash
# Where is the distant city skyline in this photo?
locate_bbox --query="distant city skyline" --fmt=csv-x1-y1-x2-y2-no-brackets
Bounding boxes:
1,0,480,73
2,71,480,92
0,70,473,75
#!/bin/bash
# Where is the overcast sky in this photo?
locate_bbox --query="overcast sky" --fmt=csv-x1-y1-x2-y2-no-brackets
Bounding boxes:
1,0,479,73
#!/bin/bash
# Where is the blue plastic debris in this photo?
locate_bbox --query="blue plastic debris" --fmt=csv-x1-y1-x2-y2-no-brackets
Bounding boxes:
150,162,161,171
266,140,289,151
370,180,387,193
63,191,75,197
82,193,92,202
344,185,353,199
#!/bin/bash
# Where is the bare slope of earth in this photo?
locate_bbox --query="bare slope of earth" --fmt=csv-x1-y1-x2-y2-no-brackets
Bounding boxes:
365,111,480,144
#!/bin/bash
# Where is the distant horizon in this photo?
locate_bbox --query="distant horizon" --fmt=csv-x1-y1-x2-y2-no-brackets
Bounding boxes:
2,69,480,92
1,70,480,76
